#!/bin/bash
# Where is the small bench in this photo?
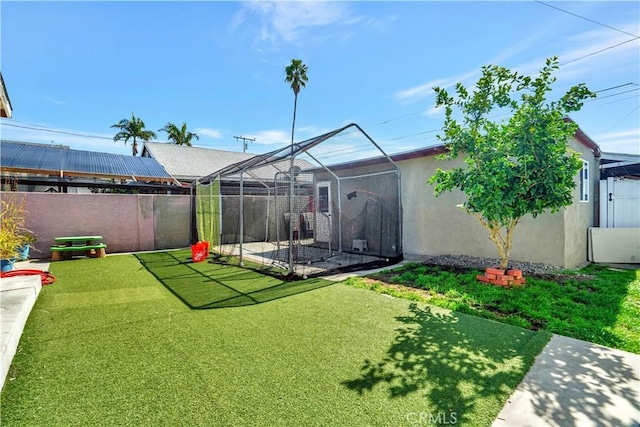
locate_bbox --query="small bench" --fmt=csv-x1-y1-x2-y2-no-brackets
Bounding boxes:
51,244,107,261
51,235,106,261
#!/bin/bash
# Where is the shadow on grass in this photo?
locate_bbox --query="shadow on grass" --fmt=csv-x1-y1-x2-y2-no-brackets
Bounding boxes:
369,264,639,352
135,250,333,309
342,303,550,426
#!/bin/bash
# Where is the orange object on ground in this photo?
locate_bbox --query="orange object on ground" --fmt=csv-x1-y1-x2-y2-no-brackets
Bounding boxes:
191,242,208,263
1,269,56,285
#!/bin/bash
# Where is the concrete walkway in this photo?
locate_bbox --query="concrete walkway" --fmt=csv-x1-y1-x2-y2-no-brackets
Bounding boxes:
493,334,640,427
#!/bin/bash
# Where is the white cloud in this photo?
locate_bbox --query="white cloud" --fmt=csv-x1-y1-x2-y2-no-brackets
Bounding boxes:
593,128,640,154
195,128,223,139
241,1,355,44
424,106,444,118
394,70,478,104
43,96,65,106
245,129,289,145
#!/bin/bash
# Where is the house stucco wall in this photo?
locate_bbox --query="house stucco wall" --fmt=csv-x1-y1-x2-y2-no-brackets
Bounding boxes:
397,137,596,268
9,192,190,257
562,137,597,267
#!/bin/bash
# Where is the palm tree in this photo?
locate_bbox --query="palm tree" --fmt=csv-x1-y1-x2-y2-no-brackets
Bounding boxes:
158,122,199,146
111,113,157,156
284,59,308,145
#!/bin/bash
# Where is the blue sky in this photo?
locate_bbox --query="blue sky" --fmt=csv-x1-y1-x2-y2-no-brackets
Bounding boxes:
1,1,639,158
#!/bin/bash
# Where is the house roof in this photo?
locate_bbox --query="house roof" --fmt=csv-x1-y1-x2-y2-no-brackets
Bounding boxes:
600,151,640,179
1,140,177,183
317,122,601,172
142,142,255,181
198,123,382,184
565,117,601,157
0,72,13,119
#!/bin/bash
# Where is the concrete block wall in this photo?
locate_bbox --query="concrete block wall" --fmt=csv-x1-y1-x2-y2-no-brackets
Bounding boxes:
5,192,191,258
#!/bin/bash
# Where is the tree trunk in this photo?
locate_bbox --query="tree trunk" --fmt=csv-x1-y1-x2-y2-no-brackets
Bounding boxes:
291,93,298,146
474,214,519,270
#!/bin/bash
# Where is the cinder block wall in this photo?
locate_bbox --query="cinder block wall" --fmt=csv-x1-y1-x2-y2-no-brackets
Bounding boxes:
4,192,191,258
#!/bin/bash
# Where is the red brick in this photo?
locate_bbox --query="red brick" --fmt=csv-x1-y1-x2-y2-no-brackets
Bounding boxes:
506,269,523,279
490,279,509,286
476,274,490,283
486,267,505,276
513,278,526,285
497,274,515,281
485,273,497,280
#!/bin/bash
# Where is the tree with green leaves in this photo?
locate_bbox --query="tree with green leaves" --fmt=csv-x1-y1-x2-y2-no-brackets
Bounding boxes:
158,122,199,146
429,56,596,270
285,59,308,145
111,113,157,156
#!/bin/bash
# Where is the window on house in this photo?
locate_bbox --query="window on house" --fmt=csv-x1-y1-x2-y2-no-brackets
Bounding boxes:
579,160,589,202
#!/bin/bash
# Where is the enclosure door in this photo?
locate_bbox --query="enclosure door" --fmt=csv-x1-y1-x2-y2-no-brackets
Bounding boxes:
316,181,332,243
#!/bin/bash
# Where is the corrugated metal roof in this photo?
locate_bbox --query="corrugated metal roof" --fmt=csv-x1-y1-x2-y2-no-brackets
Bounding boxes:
1,140,174,181
142,142,256,181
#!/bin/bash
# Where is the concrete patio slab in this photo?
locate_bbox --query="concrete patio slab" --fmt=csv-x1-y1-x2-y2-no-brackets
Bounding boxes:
493,334,640,427
1,260,51,390
1,274,41,390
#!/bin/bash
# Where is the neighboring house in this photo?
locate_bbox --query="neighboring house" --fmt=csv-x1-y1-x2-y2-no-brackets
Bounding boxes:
0,72,12,118
0,140,183,193
589,151,640,263
598,151,640,227
142,142,256,184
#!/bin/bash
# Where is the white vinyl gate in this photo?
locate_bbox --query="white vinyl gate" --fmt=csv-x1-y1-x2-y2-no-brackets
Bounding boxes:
599,177,640,228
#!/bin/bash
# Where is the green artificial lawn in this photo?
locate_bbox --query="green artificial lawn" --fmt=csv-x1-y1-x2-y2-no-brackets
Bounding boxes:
135,250,331,309
345,263,640,354
1,253,550,426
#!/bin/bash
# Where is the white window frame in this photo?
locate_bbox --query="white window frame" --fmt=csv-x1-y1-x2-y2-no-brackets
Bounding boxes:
579,159,589,202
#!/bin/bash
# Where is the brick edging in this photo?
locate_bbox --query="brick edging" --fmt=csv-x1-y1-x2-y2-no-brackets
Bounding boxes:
477,266,526,287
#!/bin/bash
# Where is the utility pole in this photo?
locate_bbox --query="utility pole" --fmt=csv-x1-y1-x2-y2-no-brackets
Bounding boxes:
234,136,255,153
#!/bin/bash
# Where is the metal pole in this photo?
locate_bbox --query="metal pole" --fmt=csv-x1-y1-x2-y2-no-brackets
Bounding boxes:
217,174,222,252
336,178,343,252
239,171,244,266
288,156,295,274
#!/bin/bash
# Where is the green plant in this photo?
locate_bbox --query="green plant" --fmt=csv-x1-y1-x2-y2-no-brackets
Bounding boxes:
111,113,157,156
353,263,640,353
158,122,199,146
284,58,308,145
429,57,596,270
0,193,33,259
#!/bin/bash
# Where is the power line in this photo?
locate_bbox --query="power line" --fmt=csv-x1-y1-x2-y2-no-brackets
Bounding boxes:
534,1,640,38
587,88,639,102
607,105,639,132
560,37,640,66
595,94,640,107
1,122,113,139
3,79,637,156
595,82,638,93
373,109,430,126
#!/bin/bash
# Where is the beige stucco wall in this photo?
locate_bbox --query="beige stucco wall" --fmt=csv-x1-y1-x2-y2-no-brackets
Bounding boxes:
7,192,190,257
562,138,597,267
398,136,596,268
588,227,640,263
